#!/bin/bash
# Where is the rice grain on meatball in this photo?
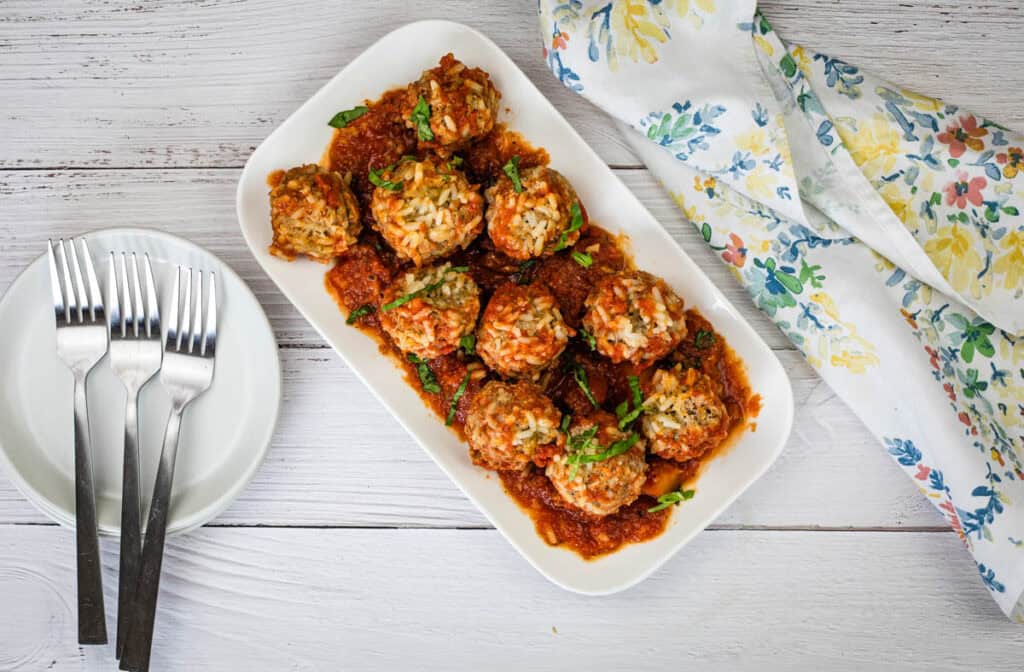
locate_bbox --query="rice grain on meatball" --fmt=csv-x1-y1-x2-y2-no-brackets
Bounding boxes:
641,366,730,462
369,157,484,266
485,166,582,260
477,283,575,380
545,412,647,517
379,263,480,359
406,53,500,153
465,380,564,471
581,271,687,366
268,164,361,262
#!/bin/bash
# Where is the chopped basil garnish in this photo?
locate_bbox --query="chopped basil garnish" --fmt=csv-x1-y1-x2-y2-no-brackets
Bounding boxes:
459,334,476,355
448,155,463,168
647,488,695,513
449,265,469,273
571,251,592,268
695,329,716,349
567,432,640,467
572,363,598,408
579,328,596,350
628,375,643,407
411,95,434,141
502,155,523,192
382,267,466,311
555,202,583,251
559,413,572,433
327,106,368,129
617,405,645,430
345,304,374,325
406,353,441,394
369,166,403,191
446,372,471,425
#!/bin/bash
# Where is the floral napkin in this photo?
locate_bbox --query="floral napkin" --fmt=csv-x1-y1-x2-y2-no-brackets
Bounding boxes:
539,0,1024,620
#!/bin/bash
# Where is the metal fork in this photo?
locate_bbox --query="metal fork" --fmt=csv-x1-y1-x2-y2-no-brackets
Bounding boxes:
46,238,109,645
106,252,162,659
120,266,217,672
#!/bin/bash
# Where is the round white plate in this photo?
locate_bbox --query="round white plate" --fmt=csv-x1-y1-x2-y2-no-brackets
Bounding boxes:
0,228,281,536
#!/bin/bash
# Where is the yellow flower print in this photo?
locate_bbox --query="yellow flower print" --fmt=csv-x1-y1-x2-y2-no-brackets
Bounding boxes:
791,45,812,76
836,113,902,178
735,128,769,157
992,229,1024,291
611,0,671,66
754,35,773,57
665,0,716,14
923,223,983,293
808,291,880,373
899,88,942,113
879,181,923,235
745,167,775,200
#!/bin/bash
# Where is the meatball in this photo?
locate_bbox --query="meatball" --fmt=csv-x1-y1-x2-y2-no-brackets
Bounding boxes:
405,53,500,153
641,366,730,462
477,283,575,380
545,412,647,517
581,271,687,366
379,263,480,359
484,166,582,260
465,380,564,471
369,156,484,266
268,164,361,262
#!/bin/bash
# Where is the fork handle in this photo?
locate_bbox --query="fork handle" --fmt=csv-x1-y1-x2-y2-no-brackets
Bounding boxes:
116,389,143,659
73,374,108,645
120,405,183,672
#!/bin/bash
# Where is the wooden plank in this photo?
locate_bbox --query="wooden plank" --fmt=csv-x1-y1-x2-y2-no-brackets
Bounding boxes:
0,0,1021,170
0,168,793,349
0,347,943,530
0,525,1015,671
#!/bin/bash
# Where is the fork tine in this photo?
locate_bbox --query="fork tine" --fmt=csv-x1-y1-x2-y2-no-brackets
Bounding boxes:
58,239,80,322
119,253,133,337
143,254,160,338
67,239,89,324
48,240,67,323
79,239,103,320
190,271,204,355
203,273,216,357
165,266,180,351
107,252,122,336
180,268,193,352
129,253,144,338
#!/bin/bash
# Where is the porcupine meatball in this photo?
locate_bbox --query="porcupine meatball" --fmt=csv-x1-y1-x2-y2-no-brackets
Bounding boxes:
476,283,575,380
268,164,361,262
545,412,647,517
405,53,501,153
640,366,730,462
484,166,582,260
581,271,687,366
379,263,480,359
464,380,564,471
369,156,484,266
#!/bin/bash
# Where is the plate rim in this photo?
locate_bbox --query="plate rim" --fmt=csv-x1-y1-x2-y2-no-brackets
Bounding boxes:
0,226,283,537
235,19,794,594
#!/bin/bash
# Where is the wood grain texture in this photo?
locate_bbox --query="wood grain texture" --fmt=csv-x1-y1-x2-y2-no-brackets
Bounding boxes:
0,525,1017,671
0,0,1021,169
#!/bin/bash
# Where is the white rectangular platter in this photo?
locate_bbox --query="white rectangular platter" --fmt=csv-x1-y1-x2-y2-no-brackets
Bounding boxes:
236,20,794,594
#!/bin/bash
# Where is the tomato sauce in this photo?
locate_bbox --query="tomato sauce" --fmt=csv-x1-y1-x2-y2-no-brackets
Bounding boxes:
318,71,757,559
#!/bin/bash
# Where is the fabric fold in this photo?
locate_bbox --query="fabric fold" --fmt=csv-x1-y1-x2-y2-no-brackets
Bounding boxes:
539,0,1024,620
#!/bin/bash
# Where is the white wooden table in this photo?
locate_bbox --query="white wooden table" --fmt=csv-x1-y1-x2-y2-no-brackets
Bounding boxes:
2,1,1023,669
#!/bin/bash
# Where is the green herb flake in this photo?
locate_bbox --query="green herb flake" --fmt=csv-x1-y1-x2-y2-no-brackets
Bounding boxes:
694,329,716,349
579,328,596,350
614,399,629,421
448,155,463,168
567,433,640,467
411,95,434,142
368,166,403,191
327,105,368,129
446,372,471,425
555,202,584,251
449,266,470,273
382,279,442,311
503,155,523,193
628,376,643,408
459,334,476,355
647,488,696,513
617,406,645,430
515,259,535,285
406,353,441,394
572,363,599,408
345,304,375,325
559,413,572,434
571,251,593,268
